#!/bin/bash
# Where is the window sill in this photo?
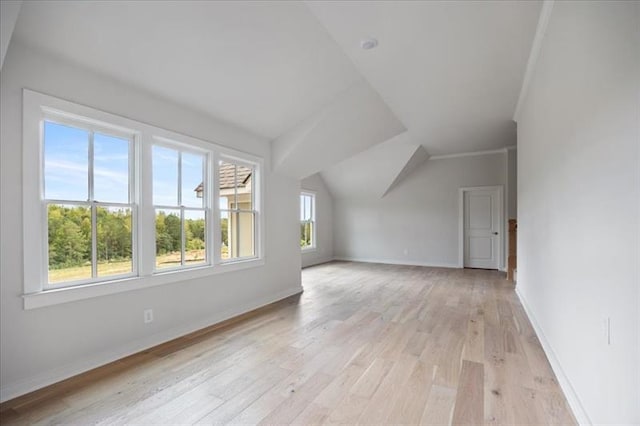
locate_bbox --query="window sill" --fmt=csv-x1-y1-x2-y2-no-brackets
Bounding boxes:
22,258,265,310
301,247,317,254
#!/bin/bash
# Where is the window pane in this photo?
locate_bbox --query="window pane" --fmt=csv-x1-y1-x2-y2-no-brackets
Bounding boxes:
219,161,236,208
47,204,92,284
153,146,178,206
300,221,313,248
300,194,313,221
155,208,181,269
185,210,206,266
44,121,89,201
223,212,255,259
236,164,253,210
219,197,229,210
238,211,255,258
220,210,230,260
182,152,204,208
97,206,132,277
94,133,130,203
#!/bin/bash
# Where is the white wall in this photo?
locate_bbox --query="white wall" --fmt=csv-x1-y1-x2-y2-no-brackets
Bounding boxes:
300,173,334,268
516,1,639,424
333,153,506,268
0,0,22,70
0,42,302,402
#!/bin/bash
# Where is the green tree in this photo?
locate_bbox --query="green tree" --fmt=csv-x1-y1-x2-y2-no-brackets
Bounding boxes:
221,218,229,247
47,205,91,268
164,213,181,251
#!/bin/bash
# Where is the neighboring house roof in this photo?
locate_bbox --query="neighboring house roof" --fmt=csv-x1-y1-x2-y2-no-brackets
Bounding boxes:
194,162,251,195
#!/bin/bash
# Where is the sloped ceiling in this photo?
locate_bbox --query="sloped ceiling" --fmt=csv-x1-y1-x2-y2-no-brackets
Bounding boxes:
12,1,362,139
321,132,428,200
11,1,542,198
307,0,541,156
0,1,22,70
272,79,405,179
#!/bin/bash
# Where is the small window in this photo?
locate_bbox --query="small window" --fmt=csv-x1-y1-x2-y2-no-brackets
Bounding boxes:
300,192,315,250
219,160,256,261
152,145,208,270
43,120,135,287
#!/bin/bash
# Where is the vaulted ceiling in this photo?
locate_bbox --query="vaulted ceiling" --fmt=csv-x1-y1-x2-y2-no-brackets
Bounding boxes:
10,0,541,197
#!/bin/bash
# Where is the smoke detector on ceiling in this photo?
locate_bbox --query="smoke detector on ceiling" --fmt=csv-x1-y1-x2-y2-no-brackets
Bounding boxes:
360,37,378,50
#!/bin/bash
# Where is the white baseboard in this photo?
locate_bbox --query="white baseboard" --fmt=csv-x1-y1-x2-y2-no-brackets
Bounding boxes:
0,285,303,403
301,254,334,269
333,256,459,269
302,259,334,269
515,287,592,425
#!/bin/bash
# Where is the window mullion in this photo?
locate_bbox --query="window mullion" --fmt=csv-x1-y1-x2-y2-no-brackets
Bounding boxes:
178,152,184,266
178,151,183,207
91,204,98,278
234,165,238,257
138,134,155,277
129,134,138,278
212,152,221,265
89,132,97,278
180,207,186,266
88,132,94,203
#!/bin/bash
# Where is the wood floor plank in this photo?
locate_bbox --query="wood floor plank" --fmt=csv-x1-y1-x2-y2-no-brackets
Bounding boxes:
0,262,576,425
420,385,456,425
387,360,434,424
357,355,418,424
314,363,366,410
195,366,291,424
290,402,330,425
451,360,484,425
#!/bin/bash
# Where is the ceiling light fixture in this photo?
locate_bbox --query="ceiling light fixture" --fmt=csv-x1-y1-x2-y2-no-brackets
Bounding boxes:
360,37,378,50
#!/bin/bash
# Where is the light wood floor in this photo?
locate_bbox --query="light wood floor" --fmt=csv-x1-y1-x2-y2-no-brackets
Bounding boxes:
0,262,576,425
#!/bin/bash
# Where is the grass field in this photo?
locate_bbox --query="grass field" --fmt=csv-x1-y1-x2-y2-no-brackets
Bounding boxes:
48,249,212,284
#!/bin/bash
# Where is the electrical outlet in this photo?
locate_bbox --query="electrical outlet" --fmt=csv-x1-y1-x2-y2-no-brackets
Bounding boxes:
144,309,154,324
403,248,409,256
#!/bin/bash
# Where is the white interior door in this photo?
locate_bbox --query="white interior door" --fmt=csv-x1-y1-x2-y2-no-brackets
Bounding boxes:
464,187,501,269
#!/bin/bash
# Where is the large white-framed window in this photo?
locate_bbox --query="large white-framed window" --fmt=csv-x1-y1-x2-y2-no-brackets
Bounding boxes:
152,141,210,271
300,191,316,251
219,158,258,262
22,90,264,309
42,117,137,289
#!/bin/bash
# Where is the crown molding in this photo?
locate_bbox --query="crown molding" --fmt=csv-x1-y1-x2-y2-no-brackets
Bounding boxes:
513,0,555,122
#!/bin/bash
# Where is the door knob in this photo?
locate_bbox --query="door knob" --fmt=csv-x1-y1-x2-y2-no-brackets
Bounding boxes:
492,232,499,235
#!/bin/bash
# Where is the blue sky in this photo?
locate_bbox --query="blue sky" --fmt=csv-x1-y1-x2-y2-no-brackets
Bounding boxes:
44,121,207,218
151,145,204,208
44,121,129,203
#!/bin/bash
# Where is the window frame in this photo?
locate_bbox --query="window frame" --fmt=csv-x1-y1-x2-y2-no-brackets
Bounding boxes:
300,191,316,252
151,138,212,272
218,156,259,263
22,90,265,309
41,118,138,290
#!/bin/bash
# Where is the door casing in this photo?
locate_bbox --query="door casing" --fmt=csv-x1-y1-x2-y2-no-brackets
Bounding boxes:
458,185,504,270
